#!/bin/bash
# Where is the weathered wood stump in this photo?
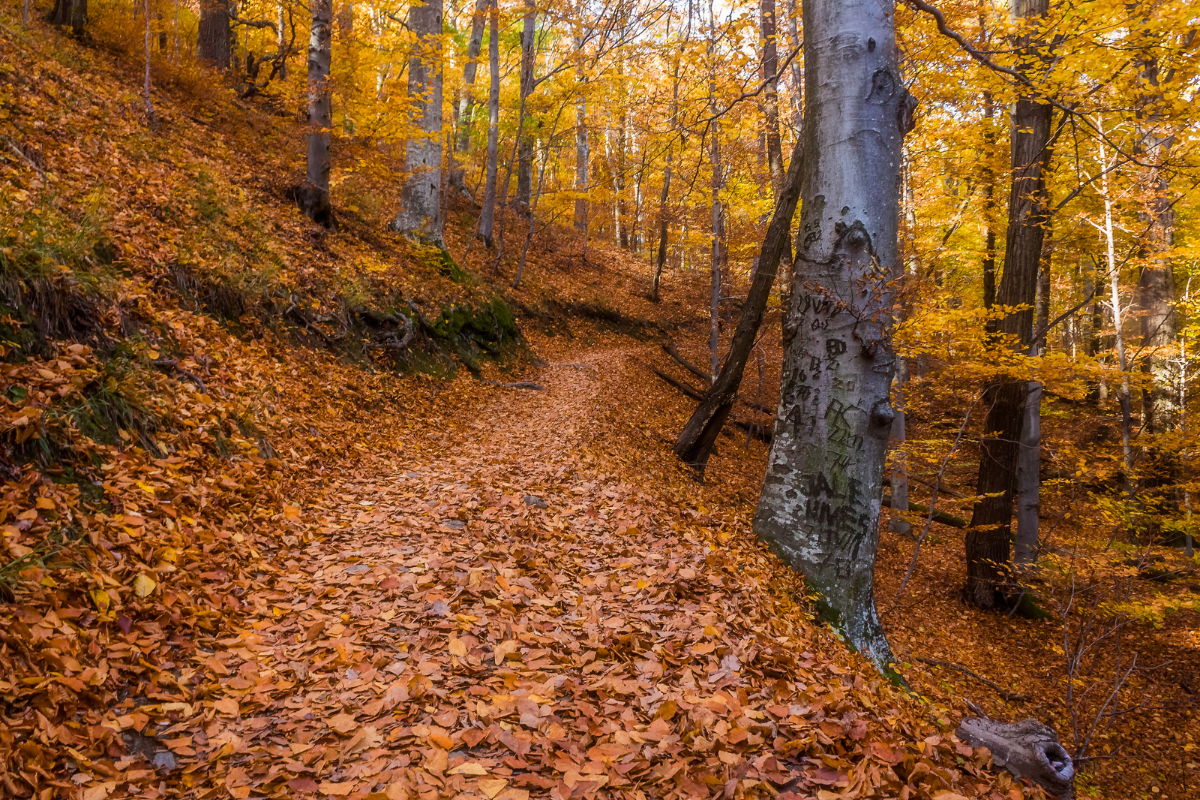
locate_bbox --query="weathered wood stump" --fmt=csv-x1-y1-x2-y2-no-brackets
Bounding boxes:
956,717,1075,799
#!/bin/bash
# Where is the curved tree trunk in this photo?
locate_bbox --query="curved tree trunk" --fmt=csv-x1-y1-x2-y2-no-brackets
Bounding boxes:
965,0,1052,608
301,0,334,226
753,0,911,673
675,136,802,470
573,31,589,234
392,0,445,245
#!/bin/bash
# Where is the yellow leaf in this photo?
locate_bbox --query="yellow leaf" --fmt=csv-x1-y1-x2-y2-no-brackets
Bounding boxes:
479,778,508,798
91,589,111,612
447,762,488,776
213,697,239,716
448,636,467,657
319,781,356,796
133,574,156,597
35,497,55,510
284,505,301,521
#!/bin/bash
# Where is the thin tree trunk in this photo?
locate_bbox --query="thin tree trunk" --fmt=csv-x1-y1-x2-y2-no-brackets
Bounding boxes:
516,0,536,212
982,90,998,310
301,0,334,226
754,0,911,673
1134,51,1179,506
456,0,488,152
514,105,567,288
573,30,589,234
392,0,444,244
784,0,802,127
707,0,721,382
1015,242,1051,565
760,0,784,199
143,0,155,120
676,137,803,469
1099,133,1135,501
478,0,500,246
965,0,1052,609
890,153,915,535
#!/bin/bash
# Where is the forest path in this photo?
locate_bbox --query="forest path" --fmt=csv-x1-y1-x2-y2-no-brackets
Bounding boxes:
171,341,996,800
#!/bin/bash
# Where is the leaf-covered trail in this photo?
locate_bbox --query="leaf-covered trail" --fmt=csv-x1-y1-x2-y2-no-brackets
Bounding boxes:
190,344,1007,800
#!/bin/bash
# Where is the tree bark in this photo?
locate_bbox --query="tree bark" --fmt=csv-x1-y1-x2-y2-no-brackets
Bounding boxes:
52,0,87,35
676,137,802,470
981,90,998,310
966,0,1052,609
455,0,488,152
760,0,784,199
1133,51,1179,510
301,0,334,226
478,0,500,246
198,0,232,69
1015,240,1052,564
753,0,911,673
956,717,1075,799
707,0,722,382
573,32,589,234
392,0,445,246
516,0,536,212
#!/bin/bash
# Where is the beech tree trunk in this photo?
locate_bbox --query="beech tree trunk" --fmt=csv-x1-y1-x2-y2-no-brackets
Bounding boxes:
478,0,500,246
676,137,802,470
455,0,487,152
392,0,445,245
516,0,536,212
198,0,232,69
966,0,1052,608
301,0,334,226
754,0,912,672
982,90,998,310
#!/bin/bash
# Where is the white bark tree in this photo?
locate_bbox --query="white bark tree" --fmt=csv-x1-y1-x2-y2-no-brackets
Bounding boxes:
754,0,913,673
392,0,445,245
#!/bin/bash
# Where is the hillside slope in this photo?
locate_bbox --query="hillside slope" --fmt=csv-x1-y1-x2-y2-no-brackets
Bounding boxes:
0,16,1027,800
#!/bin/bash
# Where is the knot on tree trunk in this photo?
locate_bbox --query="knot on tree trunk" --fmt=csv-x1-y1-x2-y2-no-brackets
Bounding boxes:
956,716,1075,799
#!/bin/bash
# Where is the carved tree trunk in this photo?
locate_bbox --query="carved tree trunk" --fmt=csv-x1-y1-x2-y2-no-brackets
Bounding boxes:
478,0,500,246
301,0,334,226
675,137,802,470
753,0,912,673
392,0,445,246
956,717,1075,799
966,0,1052,608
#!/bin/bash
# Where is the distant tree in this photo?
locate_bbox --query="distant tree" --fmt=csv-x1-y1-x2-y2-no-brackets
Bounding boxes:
392,0,445,245
51,0,87,36
198,0,233,69
302,0,334,226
